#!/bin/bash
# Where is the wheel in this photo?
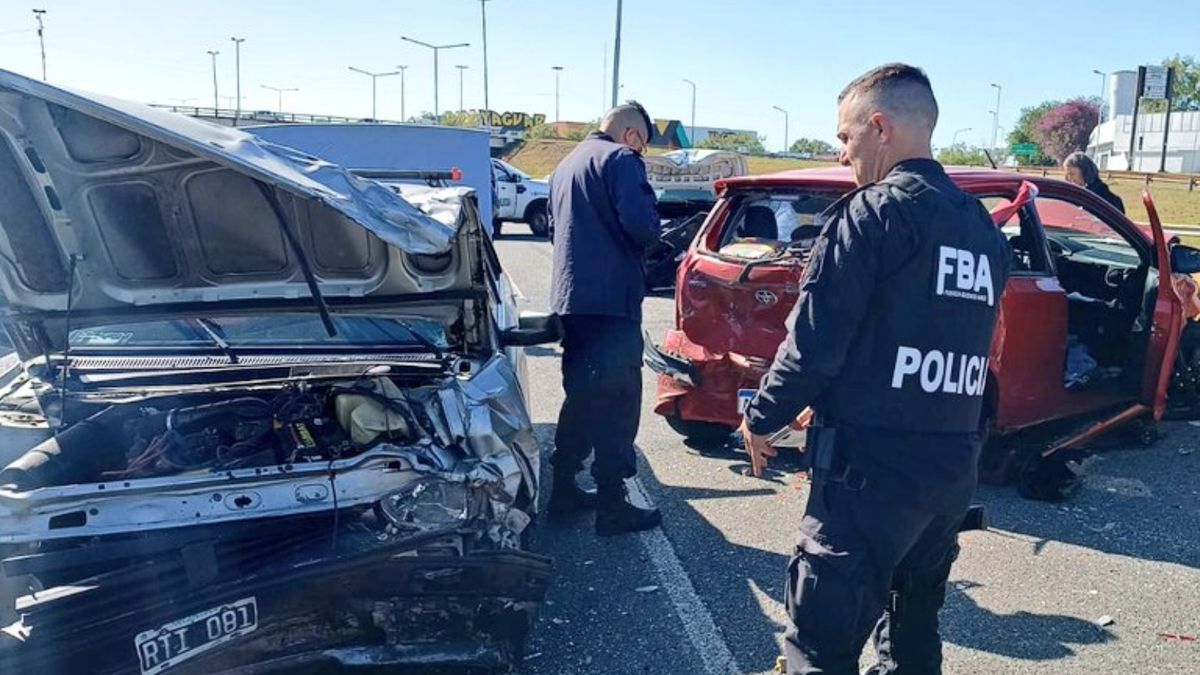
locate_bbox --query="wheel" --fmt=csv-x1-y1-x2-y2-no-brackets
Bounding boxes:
1016,448,1088,502
664,413,735,449
525,202,549,238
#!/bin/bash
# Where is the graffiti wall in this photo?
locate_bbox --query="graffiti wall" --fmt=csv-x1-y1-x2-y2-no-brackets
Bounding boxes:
480,110,547,133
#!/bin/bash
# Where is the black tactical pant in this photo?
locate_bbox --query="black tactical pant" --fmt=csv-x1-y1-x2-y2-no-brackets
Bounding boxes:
784,474,965,674
553,314,642,489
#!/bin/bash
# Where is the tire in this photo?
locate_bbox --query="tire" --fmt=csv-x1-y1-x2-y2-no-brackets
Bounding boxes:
664,413,735,449
525,202,549,238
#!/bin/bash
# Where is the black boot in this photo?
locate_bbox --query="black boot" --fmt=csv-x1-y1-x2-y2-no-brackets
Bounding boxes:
547,470,598,517
595,483,662,536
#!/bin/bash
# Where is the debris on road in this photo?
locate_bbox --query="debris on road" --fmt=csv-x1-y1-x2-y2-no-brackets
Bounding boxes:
1159,633,1198,642
1087,522,1117,533
525,652,544,661
635,585,661,593
1096,615,1115,627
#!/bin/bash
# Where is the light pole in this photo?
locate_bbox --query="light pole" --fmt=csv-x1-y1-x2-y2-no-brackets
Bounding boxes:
395,65,408,121
206,50,220,110
480,0,493,125
611,0,623,107
456,65,469,113
773,105,789,153
261,84,297,113
1092,69,1107,157
552,66,564,122
682,78,696,146
952,127,972,146
31,9,47,81
230,37,245,126
401,36,470,124
989,83,1002,152
348,67,399,120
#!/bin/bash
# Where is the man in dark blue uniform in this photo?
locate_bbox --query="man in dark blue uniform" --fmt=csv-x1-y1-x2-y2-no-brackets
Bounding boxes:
547,102,663,535
740,64,1012,674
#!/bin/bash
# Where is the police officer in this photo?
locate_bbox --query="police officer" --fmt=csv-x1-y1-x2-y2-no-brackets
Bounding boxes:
740,64,1011,674
547,102,663,536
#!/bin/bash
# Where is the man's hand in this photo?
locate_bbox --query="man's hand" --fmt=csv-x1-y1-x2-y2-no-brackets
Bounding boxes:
739,420,777,478
740,407,814,478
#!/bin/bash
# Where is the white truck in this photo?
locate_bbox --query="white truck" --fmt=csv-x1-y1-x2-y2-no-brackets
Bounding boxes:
491,158,550,238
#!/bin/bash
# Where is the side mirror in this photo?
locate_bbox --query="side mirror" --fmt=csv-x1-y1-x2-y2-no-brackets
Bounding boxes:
500,311,562,347
1170,244,1200,275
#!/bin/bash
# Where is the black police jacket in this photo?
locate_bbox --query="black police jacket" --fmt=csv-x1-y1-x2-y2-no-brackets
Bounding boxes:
549,132,660,322
745,159,1012,435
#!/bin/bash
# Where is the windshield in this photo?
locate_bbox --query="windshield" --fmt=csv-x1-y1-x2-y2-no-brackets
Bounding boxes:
69,315,449,349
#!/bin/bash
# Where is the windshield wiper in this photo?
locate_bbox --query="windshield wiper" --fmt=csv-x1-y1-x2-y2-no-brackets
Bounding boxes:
367,318,446,358
190,318,239,364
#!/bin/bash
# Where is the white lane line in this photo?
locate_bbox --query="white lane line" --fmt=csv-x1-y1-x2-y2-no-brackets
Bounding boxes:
628,478,744,675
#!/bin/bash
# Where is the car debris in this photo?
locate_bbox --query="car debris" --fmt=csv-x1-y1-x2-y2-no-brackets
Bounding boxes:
0,68,560,674
1096,615,1116,627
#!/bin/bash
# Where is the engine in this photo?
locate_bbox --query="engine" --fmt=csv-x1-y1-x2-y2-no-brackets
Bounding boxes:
0,379,431,491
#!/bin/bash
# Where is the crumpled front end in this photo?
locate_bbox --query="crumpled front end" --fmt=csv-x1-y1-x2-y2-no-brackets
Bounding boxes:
0,355,547,675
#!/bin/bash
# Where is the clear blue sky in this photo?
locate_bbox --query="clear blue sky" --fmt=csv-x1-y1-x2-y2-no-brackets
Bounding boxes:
0,1,1193,150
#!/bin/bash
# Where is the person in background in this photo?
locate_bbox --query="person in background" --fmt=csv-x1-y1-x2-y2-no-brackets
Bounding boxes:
545,102,663,536
1063,151,1124,214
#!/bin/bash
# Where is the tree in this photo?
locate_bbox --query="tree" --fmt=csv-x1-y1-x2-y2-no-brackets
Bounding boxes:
522,122,555,139
936,144,988,167
1007,100,1059,166
789,137,833,155
1033,98,1100,162
697,131,764,154
440,111,483,128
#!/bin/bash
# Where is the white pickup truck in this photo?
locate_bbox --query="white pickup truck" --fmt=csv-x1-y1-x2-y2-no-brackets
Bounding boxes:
491,158,550,238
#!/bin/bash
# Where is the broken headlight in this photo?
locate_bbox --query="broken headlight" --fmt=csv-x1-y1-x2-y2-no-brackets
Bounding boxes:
377,479,473,529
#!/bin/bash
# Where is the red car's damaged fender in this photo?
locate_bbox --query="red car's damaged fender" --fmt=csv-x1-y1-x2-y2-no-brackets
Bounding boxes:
645,166,1200,490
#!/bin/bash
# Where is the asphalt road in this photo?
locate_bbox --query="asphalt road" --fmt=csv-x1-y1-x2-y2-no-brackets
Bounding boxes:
494,232,1200,675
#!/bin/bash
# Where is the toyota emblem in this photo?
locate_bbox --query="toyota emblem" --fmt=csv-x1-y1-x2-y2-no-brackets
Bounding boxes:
755,290,778,306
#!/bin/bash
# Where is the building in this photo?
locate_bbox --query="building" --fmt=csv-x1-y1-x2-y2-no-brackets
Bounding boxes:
1088,70,1200,173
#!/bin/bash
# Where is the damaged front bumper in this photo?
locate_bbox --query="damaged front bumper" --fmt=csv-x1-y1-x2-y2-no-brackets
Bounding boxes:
1,523,552,675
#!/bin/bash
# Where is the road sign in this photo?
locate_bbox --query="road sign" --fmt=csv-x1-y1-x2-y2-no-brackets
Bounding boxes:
1011,142,1038,156
1143,66,1170,99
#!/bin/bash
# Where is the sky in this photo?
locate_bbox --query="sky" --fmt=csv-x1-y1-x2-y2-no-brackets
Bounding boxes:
0,0,1194,151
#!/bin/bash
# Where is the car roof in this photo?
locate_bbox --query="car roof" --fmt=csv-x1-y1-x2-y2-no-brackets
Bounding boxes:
719,165,1059,193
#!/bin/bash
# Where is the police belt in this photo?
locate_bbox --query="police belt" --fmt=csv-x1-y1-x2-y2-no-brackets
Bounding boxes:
805,413,865,490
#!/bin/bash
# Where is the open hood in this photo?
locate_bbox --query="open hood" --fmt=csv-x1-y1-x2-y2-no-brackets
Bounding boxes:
0,68,477,332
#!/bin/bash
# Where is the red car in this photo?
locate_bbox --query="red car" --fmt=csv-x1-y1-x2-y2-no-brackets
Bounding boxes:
644,166,1200,498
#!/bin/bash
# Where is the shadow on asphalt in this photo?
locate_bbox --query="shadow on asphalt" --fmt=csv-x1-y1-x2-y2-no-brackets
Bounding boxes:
942,581,1116,659
527,418,1126,667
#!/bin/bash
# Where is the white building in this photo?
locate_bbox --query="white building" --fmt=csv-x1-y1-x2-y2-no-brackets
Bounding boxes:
1088,69,1200,172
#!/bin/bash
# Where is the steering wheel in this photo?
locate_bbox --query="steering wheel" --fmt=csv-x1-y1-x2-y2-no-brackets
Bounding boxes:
1104,267,1130,288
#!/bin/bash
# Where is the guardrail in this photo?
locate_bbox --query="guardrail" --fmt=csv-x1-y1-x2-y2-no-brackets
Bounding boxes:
1009,165,1200,191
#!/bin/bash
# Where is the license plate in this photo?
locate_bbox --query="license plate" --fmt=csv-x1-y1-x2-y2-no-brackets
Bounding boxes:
737,389,756,414
134,597,258,675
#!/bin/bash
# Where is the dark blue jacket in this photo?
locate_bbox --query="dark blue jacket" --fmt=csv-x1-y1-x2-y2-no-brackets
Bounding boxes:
549,132,660,321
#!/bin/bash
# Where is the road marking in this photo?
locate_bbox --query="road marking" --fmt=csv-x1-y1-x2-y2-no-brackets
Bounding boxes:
628,478,744,675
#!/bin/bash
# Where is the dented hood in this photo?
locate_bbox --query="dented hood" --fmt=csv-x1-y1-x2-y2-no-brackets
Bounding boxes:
0,68,471,325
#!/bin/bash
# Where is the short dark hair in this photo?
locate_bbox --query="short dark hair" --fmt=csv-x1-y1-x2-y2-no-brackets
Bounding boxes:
838,63,939,131
601,100,653,141
1063,151,1099,184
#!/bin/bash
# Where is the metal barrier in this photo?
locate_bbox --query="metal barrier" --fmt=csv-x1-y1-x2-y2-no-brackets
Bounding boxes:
1010,165,1199,191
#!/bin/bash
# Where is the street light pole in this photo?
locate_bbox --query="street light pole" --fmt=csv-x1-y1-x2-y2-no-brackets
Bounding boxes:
990,83,1002,151
206,50,220,110
682,78,696,146
401,36,470,124
31,9,47,81
348,67,400,120
1092,69,1107,158
952,127,972,146
261,84,297,113
395,65,408,121
480,0,492,125
230,37,245,126
552,66,564,122
611,0,623,107
773,105,789,153
456,65,469,112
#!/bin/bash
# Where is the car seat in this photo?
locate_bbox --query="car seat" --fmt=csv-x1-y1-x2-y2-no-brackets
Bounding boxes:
739,205,778,240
